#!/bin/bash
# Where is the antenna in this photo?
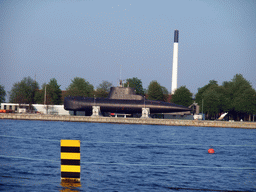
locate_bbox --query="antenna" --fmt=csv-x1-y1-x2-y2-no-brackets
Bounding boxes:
120,64,122,81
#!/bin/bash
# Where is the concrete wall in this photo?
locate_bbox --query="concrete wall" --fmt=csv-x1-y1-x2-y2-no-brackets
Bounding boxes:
164,114,194,120
1,113,255,129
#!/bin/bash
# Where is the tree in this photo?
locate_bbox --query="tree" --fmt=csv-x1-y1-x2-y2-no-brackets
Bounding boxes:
47,78,62,105
195,74,256,121
202,86,221,119
195,80,218,111
34,85,44,104
9,77,39,105
34,80,62,105
0,85,6,103
147,81,165,101
161,86,169,102
95,81,113,98
66,77,94,97
217,84,231,113
228,74,256,120
233,88,256,120
124,77,144,96
195,80,224,119
171,86,193,107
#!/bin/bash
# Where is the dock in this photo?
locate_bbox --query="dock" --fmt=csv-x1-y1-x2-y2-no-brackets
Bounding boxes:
1,113,256,129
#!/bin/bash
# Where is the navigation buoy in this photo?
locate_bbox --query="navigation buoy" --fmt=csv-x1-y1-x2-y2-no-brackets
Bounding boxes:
61,140,81,182
208,148,215,154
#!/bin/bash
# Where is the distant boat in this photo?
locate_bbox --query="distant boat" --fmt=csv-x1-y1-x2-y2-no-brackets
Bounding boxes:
64,84,191,116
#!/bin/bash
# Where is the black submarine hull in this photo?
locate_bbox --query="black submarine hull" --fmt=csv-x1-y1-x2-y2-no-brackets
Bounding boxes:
64,96,191,114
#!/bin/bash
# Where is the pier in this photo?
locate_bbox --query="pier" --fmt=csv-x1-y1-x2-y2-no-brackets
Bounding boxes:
1,113,256,129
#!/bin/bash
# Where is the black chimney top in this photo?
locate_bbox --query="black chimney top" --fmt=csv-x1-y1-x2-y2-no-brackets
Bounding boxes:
174,30,179,43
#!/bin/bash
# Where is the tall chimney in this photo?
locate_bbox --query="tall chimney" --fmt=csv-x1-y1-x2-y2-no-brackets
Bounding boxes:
171,30,179,94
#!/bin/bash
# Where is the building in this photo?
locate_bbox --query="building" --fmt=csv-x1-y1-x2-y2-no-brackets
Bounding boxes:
0,103,70,115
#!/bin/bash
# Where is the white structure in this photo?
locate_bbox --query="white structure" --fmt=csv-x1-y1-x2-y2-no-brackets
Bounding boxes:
33,104,70,115
141,108,150,118
91,106,102,117
193,114,203,120
0,103,70,115
171,30,179,94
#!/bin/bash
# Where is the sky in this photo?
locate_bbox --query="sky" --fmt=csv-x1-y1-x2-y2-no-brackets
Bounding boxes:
1,0,256,100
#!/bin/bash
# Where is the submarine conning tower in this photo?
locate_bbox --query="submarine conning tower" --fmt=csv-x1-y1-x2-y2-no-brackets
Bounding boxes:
108,87,143,100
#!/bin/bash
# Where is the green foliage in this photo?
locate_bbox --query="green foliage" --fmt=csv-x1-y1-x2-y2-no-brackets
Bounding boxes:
0,85,6,103
34,79,62,105
196,80,229,119
227,74,256,119
34,85,44,104
66,77,94,97
124,77,144,96
195,74,256,120
95,80,113,98
94,89,109,98
171,86,193,107
9,77,39,104
97,81,112,92
161,86,169,102
147,81,165,101
195,80,218,108
233,88,256,115
202,86,221,118
47,78,62,105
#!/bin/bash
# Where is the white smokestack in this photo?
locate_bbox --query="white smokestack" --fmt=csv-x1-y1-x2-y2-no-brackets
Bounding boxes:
171,30,179,94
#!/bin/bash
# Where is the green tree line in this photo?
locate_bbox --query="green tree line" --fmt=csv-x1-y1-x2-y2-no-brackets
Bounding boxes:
3,76,172,105
195,74,256,121
1,74,255,121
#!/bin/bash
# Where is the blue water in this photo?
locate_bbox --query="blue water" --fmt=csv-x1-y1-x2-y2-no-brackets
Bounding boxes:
0,120,255,191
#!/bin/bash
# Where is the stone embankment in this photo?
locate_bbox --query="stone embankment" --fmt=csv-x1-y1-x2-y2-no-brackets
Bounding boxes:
1,113,256,129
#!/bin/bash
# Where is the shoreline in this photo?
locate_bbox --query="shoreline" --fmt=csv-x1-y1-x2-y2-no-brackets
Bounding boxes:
0,113,256,129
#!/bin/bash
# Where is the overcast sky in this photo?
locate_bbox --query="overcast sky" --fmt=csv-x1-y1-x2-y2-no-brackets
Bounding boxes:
1,0,255,100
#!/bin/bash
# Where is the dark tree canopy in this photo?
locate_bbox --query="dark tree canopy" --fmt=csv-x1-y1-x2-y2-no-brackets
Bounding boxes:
225,74,256,119
161,86,169,102
171,86,193,107
47,78,62,105
34,79,62,105
195,74,256,120
147,81,165,101
34,84,45,104
9,76,39,105
66,77,94,97
0,85,6,103
97,81,112,92
124,77,145,96
95,80,113,98
195,80,218,107
202,86,222,118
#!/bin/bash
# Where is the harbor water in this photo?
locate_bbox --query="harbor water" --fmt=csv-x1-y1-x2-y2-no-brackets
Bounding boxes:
0,119,255,191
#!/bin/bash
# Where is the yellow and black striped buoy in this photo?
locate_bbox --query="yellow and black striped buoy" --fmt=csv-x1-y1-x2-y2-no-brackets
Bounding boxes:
60,140,80,182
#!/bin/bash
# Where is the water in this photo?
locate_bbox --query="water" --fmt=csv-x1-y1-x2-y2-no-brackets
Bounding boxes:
0,119,255,191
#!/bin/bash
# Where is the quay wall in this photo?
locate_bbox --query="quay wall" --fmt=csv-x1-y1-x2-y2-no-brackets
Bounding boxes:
0,113,256,129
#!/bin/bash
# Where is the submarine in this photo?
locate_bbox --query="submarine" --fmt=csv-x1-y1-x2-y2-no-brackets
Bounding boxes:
64,82,191,117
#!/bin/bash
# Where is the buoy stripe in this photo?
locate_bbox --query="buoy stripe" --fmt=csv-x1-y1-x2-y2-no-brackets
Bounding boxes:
61,159,80,165
61,153,80,160
61,165,81,172
61,172,80,179
60,140,81,182
61,147,80,153
61,140,80,147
